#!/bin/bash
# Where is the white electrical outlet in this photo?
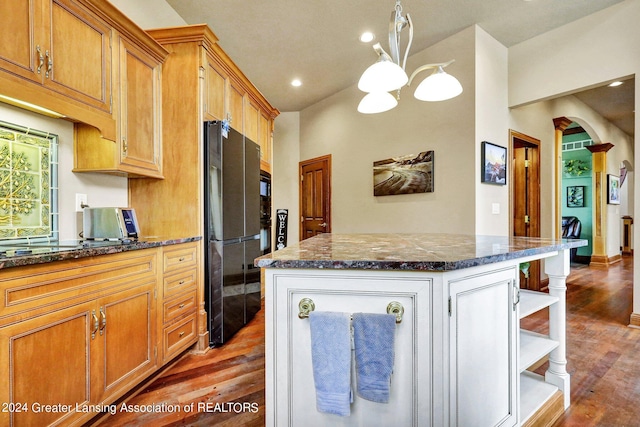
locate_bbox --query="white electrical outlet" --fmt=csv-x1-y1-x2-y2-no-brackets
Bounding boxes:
76,193,88,212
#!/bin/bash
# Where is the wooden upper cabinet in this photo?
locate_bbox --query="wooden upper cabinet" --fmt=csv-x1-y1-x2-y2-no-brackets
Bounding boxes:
115,35,163,177
259,111,272,166
228,79,245,132
204,55,226,121
0,0,113,129
244,97,259,142
47,0,112,113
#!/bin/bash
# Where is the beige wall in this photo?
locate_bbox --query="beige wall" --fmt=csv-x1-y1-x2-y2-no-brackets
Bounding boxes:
508,0,639,314
296,26,479,235
273,112,301,244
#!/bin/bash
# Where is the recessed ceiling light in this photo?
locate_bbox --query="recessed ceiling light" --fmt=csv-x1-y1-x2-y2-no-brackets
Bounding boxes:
359,32,375,43
609,81,624,87
291,79,302,87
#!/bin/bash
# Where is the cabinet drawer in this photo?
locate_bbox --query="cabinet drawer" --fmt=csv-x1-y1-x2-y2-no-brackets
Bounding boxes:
163,243,197,273
163,313,197,360
0,249,158,325
163,267,197,298
163,290,197,323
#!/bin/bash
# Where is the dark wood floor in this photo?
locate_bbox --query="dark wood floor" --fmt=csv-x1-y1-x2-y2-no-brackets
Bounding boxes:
95,256,637,426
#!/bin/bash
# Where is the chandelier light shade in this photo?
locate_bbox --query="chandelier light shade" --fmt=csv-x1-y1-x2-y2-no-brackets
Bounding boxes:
410,63,464,102
358,44,408,93
357,91,399,114
357,0,463,113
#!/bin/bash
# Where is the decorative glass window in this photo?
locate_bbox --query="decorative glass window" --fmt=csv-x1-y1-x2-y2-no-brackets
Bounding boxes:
0,121,58,242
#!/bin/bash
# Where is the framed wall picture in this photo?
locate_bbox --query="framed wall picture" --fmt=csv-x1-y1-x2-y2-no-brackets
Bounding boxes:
481,141,506,185
373,151,434,196
566,185,585,208
608,174,620,205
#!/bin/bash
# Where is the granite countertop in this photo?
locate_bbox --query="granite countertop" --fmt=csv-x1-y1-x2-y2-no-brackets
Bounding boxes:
0,236,201,270
255,233,587,271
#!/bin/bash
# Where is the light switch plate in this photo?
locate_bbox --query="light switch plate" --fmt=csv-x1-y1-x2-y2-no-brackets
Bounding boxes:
492,203,500,214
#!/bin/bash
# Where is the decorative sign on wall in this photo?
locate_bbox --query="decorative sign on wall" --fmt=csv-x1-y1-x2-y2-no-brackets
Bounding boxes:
275,209,288,250
0,121,58,241
373,151,434,196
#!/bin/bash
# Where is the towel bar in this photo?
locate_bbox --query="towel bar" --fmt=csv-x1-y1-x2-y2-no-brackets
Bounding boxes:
297,298,404,324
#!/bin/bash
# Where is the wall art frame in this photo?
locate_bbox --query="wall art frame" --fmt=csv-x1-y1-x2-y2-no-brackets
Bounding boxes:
607,174,620,205
566,185,585,208
373,150,434,196
481,141,506,185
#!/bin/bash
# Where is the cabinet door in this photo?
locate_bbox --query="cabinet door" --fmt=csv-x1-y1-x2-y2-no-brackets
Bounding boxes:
0,0,44,84
258,111,271,166
449,268,518,427
95,284,156,402
0,301,94,427
229,80,244,132
117,36,162,177
46,0,112,112
244,98,259,143
204,54,226,121
270,271,431,426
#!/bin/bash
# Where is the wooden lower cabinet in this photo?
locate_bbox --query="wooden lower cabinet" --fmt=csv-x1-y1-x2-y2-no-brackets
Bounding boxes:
0,249,160,426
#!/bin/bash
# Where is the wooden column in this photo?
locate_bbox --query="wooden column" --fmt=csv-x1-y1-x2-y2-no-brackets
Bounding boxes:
553,117,573,239
545,249,571,409
585,143,615,267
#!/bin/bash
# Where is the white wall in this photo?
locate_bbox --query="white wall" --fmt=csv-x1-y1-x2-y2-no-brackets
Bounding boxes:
273,112,301,245
108,0,186,29
0,104,128,241
474,27,509,235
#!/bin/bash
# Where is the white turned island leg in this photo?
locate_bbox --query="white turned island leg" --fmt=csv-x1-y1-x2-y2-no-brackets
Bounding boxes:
544,249,571,409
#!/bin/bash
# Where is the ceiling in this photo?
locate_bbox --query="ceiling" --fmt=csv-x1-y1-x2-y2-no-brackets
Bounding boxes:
165,0,634,136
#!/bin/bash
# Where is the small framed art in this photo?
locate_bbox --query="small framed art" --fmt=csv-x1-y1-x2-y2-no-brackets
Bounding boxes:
608,174,620,205
481,141,506,185
566,186,585,208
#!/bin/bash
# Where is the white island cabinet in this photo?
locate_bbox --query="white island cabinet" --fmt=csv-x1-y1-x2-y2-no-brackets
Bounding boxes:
256,233,586,427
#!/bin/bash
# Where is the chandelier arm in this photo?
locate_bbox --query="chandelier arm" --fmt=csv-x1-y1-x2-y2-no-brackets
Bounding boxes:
401,13,413,72
407,60,456,86
388,8,400,64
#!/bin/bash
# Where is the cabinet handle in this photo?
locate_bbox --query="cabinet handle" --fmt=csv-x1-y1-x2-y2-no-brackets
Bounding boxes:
179,280,185,285
179,331,185,337
179,303,185,309
178,257,185,262
91,310,99,339
99,307,107,335
122,139,128,155
45,50,53,79
36,45,44,74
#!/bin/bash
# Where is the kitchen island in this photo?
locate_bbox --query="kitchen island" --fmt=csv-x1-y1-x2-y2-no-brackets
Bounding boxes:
256,233,587,427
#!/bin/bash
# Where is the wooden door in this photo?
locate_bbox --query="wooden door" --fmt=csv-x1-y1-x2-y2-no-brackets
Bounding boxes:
511,130,542,290
299,155,331,240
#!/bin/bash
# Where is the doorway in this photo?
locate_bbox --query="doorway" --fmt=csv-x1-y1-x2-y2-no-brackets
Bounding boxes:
510,130,542,290
299,155,331,240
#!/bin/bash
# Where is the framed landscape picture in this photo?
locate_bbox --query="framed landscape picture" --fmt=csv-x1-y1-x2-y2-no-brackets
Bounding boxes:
481,141,506,185
373,151,434,196
608,174,620,205
566,185,585,207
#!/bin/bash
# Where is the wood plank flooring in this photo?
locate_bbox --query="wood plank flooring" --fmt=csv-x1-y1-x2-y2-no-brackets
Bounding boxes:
94,256,638,426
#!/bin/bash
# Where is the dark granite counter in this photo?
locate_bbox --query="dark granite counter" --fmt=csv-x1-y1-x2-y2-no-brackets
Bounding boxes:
0,236,201,270
255,233,587,271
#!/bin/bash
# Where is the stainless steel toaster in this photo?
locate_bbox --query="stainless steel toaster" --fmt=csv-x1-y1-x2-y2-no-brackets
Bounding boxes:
83,207,140,240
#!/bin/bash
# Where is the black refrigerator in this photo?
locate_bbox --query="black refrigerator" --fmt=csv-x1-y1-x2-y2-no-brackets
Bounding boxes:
204,121,261,347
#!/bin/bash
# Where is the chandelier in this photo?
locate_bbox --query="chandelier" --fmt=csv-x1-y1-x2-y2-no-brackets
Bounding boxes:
357,0,463,114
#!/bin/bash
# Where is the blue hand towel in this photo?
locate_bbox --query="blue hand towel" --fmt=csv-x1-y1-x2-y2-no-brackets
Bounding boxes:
309,311,352,416
352,312,396,403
